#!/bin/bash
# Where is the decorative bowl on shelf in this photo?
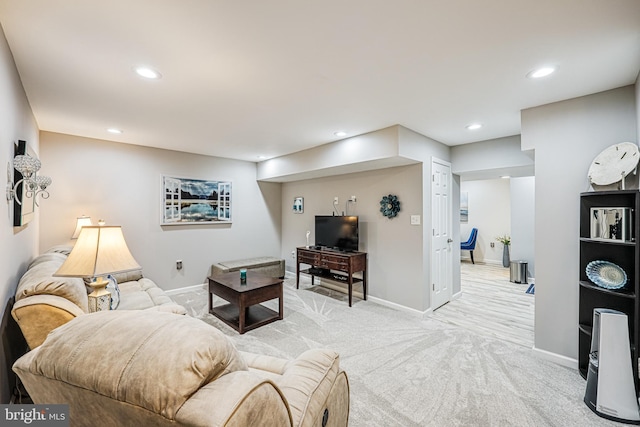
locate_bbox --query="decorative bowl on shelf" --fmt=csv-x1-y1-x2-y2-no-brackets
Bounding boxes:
586,260,628,290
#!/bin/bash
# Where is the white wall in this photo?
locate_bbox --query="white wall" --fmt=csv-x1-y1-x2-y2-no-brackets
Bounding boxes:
39,132,282,290
0,24,40,403
510,176,535,277
522,85,637,362
460,179,511,265
282,164,425,311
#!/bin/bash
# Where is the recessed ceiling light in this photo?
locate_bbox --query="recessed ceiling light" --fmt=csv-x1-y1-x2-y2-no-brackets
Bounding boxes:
501,175,511,179
107,128,123,134
334,131,347,137
466,123,482,130
257,155,267,160
135,66,162,79
527,67,555,79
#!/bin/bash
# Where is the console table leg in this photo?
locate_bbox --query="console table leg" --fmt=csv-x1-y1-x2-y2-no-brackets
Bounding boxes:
348,279,353,307
363,270,367,301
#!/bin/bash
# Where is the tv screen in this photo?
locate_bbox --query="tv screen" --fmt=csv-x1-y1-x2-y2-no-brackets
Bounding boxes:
315,216,359,252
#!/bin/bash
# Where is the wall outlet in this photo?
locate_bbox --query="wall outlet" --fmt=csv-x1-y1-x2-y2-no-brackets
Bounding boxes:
176,260,183,270
410,215,421,225
490,242,495,248
350,195,356,202
291,250,295,259
334,196,339,205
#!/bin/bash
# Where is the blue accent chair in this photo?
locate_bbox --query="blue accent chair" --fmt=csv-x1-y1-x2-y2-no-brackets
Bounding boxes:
461,228,478,264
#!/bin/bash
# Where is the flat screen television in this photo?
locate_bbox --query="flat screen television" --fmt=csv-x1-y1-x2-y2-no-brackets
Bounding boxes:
315,215,359,252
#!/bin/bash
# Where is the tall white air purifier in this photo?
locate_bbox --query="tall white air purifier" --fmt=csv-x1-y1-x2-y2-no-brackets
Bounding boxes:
584,308,640,424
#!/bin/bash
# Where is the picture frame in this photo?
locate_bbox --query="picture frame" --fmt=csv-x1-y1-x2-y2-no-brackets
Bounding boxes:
460,192,468,223
293,197,304,214
162,175,232,225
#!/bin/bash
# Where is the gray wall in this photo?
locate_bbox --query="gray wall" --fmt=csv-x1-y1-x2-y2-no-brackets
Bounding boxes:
39,132,282,290
0,25,40,403
397,126,457,307
275,124,455,312
521,85,637,361
282,164,425,310
451,135,534,179
510,177,535,277
637,71,640,140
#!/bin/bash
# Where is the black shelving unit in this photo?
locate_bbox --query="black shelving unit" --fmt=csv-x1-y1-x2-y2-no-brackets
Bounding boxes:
579,190,640,395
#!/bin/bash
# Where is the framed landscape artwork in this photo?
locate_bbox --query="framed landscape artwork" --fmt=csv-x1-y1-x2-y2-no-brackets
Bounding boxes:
162,175,232,225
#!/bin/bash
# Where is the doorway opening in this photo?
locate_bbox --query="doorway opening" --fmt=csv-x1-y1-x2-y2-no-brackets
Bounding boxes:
433,175,535,348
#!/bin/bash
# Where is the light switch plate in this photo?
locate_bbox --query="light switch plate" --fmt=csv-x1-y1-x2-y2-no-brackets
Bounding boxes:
410,215,421,225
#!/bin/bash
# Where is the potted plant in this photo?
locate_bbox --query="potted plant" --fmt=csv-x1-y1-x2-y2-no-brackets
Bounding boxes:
496,235,511,268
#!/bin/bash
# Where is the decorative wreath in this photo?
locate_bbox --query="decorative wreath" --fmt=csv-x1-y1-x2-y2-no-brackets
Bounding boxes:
380,194,401,218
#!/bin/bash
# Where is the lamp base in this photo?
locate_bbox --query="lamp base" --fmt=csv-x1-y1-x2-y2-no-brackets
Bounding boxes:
88,277,112,312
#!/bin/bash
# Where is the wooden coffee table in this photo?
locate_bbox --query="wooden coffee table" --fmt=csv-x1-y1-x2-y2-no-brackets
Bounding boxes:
208,271,283,334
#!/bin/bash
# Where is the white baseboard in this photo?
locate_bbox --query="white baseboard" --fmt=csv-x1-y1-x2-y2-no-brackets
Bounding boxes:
290,270,431,318
164,283,206,296
452,290,462,301
532,346,578,370
367,295,432,318
460,257,503,266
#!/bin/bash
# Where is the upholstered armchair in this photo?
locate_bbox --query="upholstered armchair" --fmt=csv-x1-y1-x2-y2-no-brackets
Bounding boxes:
13,310,349,427
461,228,478,264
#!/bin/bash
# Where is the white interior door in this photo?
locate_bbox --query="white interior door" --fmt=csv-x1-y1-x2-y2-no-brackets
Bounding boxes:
431,158,453,310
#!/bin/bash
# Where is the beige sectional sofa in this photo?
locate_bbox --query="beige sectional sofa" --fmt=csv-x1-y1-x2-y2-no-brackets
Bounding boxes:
13,310,350,426
11,246,186,349
12,247,350,426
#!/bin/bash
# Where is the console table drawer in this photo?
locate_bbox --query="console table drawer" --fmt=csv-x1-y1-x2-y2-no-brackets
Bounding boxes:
298,254,319,264
320,258,349,270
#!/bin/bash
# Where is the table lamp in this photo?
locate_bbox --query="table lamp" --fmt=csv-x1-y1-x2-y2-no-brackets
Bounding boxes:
71,215,92,239
54,226,141,312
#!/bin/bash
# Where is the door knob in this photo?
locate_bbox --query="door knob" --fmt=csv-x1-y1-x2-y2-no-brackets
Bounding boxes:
447,238,453,243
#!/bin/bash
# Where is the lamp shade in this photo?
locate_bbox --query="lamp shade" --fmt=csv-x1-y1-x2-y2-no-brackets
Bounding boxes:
71,215,93,239
55,226,141,278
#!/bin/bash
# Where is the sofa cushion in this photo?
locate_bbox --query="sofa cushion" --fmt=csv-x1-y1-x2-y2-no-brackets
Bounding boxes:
117,278,185,313
25,310,247,419
27,252,68,270
16,258,89,313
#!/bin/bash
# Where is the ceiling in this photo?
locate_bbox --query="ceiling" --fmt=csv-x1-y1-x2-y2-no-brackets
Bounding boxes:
0,1,639,162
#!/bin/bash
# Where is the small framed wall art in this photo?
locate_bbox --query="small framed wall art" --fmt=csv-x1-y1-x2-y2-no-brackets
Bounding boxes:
293,197,304,214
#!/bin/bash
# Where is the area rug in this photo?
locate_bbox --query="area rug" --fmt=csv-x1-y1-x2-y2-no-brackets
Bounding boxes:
173,276,613,427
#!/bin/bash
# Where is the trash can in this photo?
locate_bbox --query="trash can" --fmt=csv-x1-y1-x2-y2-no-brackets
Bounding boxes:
510,260,528,284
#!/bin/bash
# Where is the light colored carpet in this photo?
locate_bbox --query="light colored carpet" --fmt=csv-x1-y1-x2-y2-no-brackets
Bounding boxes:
171,275,623,427
432,262,534,348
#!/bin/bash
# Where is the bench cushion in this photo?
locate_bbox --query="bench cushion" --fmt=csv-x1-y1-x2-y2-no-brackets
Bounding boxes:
212,257,285,277
219,257,281,270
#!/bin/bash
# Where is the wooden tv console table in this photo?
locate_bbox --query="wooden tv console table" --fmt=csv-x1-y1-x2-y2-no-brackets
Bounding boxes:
296,247,367,307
